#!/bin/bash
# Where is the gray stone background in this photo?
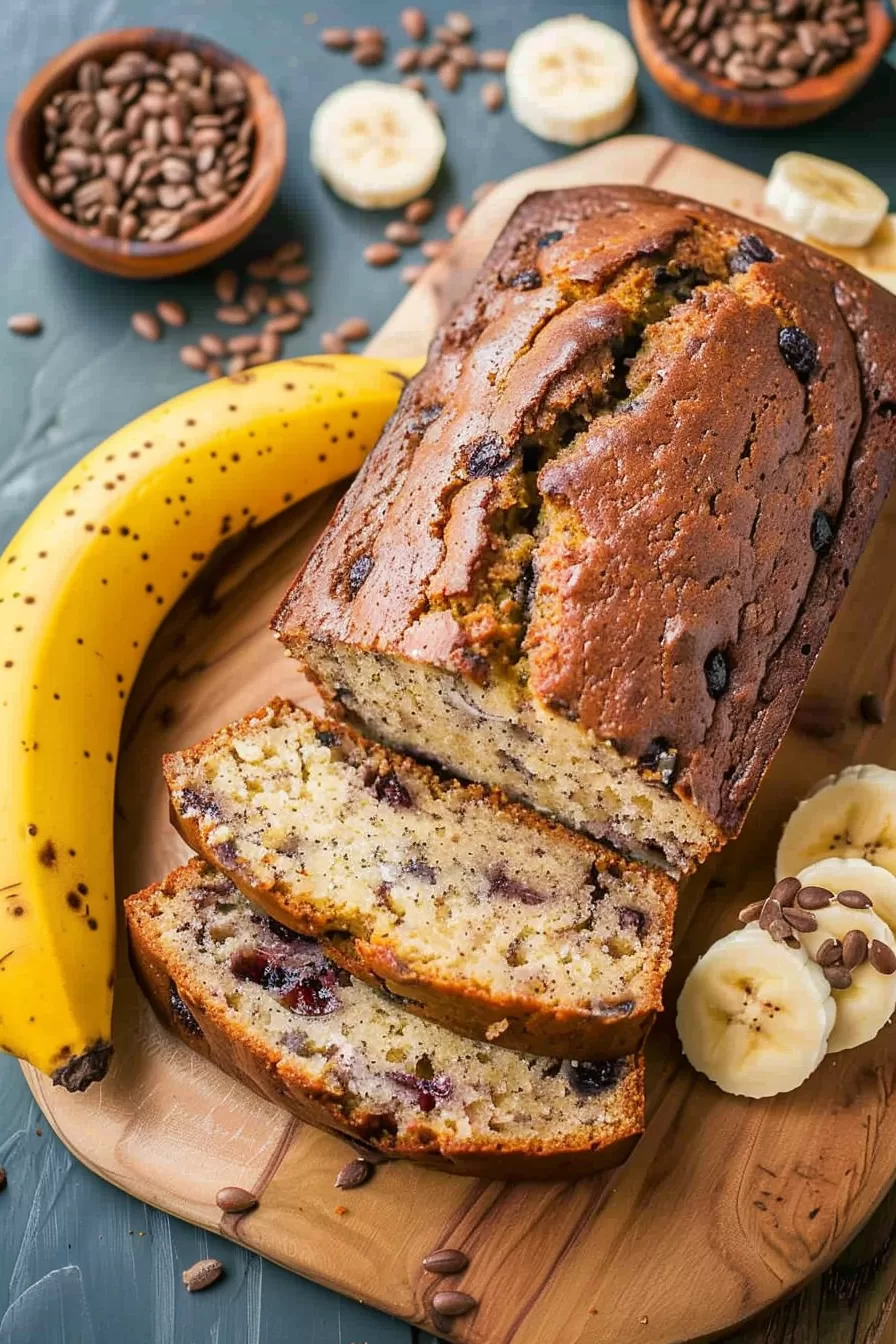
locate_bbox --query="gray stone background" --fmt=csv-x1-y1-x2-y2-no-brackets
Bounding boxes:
1,1,895,1340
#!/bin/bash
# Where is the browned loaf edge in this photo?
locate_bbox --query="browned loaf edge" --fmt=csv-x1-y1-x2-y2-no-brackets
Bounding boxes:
163,699,677,1061
125,860,645,1180
273,184,896,858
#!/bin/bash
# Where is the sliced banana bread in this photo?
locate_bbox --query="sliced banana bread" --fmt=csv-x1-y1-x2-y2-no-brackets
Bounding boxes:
126,861,645,1178
163,699,677,1060
273,186,896,871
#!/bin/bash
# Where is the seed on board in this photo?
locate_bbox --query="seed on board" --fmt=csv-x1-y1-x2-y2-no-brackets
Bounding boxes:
205,359,222,380
265,312,302,335
266,295,287,317
216,304,251,325
335,1157,373,1190
273,240,303,264
421,238,449,260
445,203,467,234
860,693,887,725
156,299,188,327
438,60,461,91
182,1258,224,1292
131,310,162,342
481,81,505,111
453,44,478,69
420,42,448,69
321,27,354,49
179,344,207,370
199,332,226,357
278,263,311,284
215,1185,258,1213
283,289,311,316
335,316,370,343
400,7,428,41
432,1290,478,1319
479,49,509,70
422,1248,469,1275
385,219,422,245
363,241,401,267
395,47,420,72
226,334,261,354
404,197,434,224
243,282,268,316
354,43,385,67
227,353,247,376
445,10,474,38
214,269,239,303
321,331,347,354
841,928,869,970
7,313,43,336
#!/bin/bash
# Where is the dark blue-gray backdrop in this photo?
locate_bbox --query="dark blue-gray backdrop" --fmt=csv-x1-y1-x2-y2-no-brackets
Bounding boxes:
1,2,895,1341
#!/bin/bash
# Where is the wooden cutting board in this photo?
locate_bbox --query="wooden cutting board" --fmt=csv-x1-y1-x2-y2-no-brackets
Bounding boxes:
23,135,896,1344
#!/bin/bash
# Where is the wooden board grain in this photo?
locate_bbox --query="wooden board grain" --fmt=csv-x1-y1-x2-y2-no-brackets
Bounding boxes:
23,135,896,1344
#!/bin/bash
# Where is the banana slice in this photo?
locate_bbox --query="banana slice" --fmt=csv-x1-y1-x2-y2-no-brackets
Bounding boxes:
676,926,834,1098
505,15,638,146
792,901,896,1052
765,152,889,248
309,81,446,209
777,764,896,882
796,857,896,938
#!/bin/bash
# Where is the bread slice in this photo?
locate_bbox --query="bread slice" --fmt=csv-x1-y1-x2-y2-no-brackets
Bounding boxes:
126,860,645,1178
163,699,677,1061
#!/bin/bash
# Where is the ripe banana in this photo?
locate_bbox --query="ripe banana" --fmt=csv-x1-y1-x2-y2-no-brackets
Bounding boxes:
790,897,896,1052
676,925,834,1098
0,354,420,1088
765,152,889,249
777,764,896,883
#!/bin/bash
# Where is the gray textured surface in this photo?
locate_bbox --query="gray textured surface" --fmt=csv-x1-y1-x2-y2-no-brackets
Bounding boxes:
2,1,896,1341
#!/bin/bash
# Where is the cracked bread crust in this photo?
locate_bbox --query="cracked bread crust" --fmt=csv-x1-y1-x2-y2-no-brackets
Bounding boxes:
163,699,677,1061
274,185,896,865
126,861,645,1179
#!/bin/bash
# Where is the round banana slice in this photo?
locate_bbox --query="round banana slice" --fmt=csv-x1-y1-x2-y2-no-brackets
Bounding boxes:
676,926,834,1098
505,15,638,146
309,81,446,209
765,152,889,248
794,902,896,1052
796,857,896,938
777,764,896,882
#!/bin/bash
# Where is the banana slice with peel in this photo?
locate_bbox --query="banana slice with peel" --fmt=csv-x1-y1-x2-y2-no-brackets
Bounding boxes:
766,152,889,248
0,354,421,1086
505,15,638,146
791,900,896,1052
676,926,834,1098
795,857,896,939
310,81,446,209
777,764,896,882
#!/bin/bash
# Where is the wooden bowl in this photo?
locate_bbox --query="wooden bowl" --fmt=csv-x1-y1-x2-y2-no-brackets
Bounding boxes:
628,0,894,127
5,28,287,278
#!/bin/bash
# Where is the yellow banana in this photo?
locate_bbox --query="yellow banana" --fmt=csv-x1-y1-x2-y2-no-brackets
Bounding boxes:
0,354,421,1088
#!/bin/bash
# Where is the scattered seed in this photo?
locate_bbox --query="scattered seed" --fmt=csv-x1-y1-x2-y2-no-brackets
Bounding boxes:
182,1258,224,1292
278,263,311,284
206,359,222,379
247,258,279,280
402,264,426,284
363,241,401,267
421,238,449,260
405,197,434,224
842,928,869,969
432,1290,478,1319
870,939,896,975
400,7,428,40
243,282,268,316
227,354,248,375
453,44,478,69
266,295,287,316
131,310,162,341
824,963,852,989
385,219,422,245
321,331,347,354
860,693,887,725
439,60,461,91
481,81,505,111
226,334,261,354
797,885,833,910
215,1185,258,1213
199,332,226,356
395,47,420,71
335,1157,373,1190
479,48,508,71
782,905,817,933
7,313,42,336
321,27,354,49
445,10,474,38
216,304,250,325
354,43,385,66
335,316,370,343
265,312,302,335
816,937,843,966
836,889,872,909
179,344,207,370
215,270,239,303
156,299,188,327
422,1248,469,1275
737,899,765,923
283,290,311,316
272,241,303,264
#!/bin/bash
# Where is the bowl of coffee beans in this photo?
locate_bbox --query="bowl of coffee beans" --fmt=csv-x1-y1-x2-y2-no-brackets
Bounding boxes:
628,0,892,125
6,28,287,277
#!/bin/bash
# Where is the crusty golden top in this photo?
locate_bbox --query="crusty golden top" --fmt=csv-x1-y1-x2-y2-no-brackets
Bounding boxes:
275,186,896,835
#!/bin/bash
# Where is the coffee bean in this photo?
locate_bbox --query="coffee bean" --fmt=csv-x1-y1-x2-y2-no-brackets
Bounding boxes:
243,282,268,316
482,81,505,111
215,1185,258,1213
354,43,385,67
842,928,868,969
824,963,852,989
432,1291,477,1319
7,313,42,336
215,269,240,301
155,298,188,328
226,335,261,355
423,1248,469,1275
816,937,843,966
690,38,711,63
199,333,226,357
265,313,302,335
405,197,434,224
335,1157,373,1189
771,876,802,906
131,311,162,342
395,47,420,72
216,305,250,325
870,939,896,975
321,331,347,355
321,27,354,49
266,295,287,317
400,7,427,41
283,290,311,316
363,242,401,267
278,263,311,284
439,61,462,91
420,43,448,69
179,344,207,370
227,354,247,376
797,885,834,909
206,359,222,379
334,316,369,344
836,889,872,909
782,905,817,933
385,219,422,245
445,10,474,38
479,48,509,70
182,1258,223,1292
860,693,887,725
435,24,462,45
738,899,766,923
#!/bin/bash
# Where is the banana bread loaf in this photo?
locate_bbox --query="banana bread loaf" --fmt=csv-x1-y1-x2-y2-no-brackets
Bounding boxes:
164,699,677,1060
126,861,645,1178
273,186,896,871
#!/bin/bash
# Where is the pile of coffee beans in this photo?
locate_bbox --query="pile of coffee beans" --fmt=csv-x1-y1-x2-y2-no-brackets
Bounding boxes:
37,47,254,242
654,0,868,88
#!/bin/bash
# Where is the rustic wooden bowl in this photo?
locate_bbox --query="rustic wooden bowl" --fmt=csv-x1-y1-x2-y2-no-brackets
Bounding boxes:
5,28,287,279
628,0,893,126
